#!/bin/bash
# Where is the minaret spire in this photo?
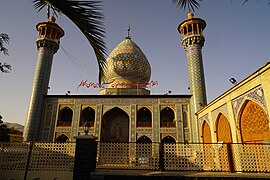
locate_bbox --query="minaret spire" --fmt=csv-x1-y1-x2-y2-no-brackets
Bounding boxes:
178,12,207,142
126,24,131,39
23,17,64,141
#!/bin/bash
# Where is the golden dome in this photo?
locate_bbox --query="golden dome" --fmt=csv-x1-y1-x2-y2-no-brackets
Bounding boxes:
105,37,151,88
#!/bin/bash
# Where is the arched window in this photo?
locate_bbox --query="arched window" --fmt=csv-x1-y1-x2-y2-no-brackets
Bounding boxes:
216,113,232,143
137,107,152,127
55,134,69,142
240,100,270,143
80,107,95,127
57,107,73,126
160,107,175,127
202,121,212,143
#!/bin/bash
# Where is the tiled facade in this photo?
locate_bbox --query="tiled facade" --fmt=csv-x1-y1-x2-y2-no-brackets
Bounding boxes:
40,95,191,143
197,63,270,143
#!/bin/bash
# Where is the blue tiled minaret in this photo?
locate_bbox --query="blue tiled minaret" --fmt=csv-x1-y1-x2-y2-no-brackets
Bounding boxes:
178,12,207,142
23,16,64,141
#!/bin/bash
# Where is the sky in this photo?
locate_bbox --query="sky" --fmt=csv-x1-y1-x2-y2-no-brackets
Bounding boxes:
0,0,269,126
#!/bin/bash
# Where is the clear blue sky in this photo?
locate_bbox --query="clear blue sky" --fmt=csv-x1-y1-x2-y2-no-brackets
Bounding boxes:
0,0,269,126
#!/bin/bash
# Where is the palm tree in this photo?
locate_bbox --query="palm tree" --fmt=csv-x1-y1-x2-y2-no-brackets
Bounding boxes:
0,33,11,73
33,0,107,83
172,0,270,11
172,0,202,11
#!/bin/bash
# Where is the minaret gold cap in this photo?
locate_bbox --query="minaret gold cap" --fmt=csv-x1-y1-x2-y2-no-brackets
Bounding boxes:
49,16,56,23
187,12,194,19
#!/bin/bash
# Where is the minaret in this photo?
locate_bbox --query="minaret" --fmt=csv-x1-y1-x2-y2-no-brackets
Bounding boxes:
178,12,207,142
23,16,64,141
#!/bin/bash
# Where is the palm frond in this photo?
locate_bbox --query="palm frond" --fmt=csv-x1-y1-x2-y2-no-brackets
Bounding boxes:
32,0,107,83
0,33,10,44
0,62,11,73
172,0,202,12
0,33,10,56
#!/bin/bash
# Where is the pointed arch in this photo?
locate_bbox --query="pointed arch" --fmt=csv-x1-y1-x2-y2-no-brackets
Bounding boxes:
202,121,212,143
80,107,95,127
216,113,232,143
101,107,129,143
137,107,152,127
137,135,152,144
55,134,69,142
161,135,176,144
57,107,73,126
160,107,175,127
239,100,270,143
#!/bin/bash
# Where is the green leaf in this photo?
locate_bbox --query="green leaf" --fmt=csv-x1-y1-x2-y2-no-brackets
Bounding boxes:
32,0,107,83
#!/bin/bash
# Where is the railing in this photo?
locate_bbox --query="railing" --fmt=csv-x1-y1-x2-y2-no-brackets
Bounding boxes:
79,121,94,127
137,122,152,127
160,122,176,127
57,121,72,127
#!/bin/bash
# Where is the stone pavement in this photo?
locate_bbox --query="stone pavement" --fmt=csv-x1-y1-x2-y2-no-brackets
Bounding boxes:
91,169,270,179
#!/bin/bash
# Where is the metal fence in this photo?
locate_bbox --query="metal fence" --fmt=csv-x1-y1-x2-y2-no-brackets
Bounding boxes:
1,142,270,175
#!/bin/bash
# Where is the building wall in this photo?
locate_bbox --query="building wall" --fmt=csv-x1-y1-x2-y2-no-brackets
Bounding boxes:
41,96,192,143
197,62,270,143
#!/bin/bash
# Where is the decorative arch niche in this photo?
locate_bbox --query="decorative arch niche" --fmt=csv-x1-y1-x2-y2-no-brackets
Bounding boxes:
216,113,232,143
239,100,270,143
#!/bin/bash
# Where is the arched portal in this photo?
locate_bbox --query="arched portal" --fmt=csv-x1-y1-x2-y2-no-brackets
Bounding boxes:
55,134,69,142
101,107,129,143
161,136,176,144
216,113,232,143
202,121,212,143
240,100,270,143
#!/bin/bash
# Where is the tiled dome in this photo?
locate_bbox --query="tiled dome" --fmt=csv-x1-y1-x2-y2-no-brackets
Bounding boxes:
105,36,151,88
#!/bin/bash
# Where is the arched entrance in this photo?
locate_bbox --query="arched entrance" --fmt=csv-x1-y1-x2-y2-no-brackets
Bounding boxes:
101,107,129,143
240,100,270,143
216,113,232,143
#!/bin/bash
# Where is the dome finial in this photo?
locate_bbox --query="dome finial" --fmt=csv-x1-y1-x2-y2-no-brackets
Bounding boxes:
187,11,194,19
126,24,131,39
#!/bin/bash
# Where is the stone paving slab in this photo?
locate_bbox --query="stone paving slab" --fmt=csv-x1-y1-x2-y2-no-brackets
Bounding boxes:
92,169,270,179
